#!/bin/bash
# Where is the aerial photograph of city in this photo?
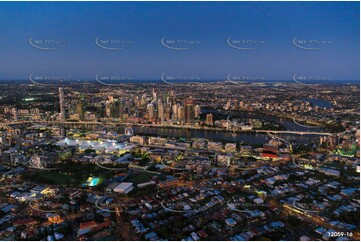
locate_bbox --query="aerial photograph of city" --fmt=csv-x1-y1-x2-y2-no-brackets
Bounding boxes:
0,0,359,241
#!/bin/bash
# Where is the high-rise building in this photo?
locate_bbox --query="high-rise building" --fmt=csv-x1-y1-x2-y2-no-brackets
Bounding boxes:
11,107,18,121
172,104,178,120
147,103,155,119
76,101,84,120
177,106,185,122
169,88,175,104
152,88,157,101
194,104,201,119
158,101,164,120
184,97,195,122
105,102,111,117
206,113,213,125
59,87,66,121
164,105,171,120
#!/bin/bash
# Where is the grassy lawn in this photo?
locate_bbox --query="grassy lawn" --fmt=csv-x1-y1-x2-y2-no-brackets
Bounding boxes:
23,171,81,186
124,172,153,185
22,163,116,187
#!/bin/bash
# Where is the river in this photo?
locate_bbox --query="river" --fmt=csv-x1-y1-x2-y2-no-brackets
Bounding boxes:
117,126,324,145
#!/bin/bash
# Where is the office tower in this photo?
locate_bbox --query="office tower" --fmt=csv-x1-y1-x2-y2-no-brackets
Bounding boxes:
239,101,244,109
111,101,120,118
147,103,155,119
134,96,141,108
169,88,175,104
184,97,195,122
206,113,213,125
141,94,147,107
164,105,171,120
11,108,18,121
118,101,124,118
152,88,157,101
76,101,84,120
194,104,201,119
158,99,164,120
172,104,178,119
105,102,111,117
177,105,185,122
59,87,66,121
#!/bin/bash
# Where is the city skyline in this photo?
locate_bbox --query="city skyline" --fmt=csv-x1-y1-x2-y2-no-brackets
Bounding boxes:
0,1,359,241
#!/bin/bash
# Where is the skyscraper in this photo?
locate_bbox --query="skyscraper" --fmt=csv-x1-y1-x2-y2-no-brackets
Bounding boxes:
152,88,157,101
158,99,164,120
147,103,155,119
76,100,84,120
59,87,66,121
194,104,201,119
184,97,195,122
206,113,213,125
177,105,185,122
11,107,18,121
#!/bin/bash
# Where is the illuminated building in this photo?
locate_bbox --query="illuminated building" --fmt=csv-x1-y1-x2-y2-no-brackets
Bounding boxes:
208,141,223,152
184,97,195,121
47,214,64,224
152,88,157,101
205,113,213,125
262,143,279,158
172,104,178,120
158,175,179,188
147,103,155,119
177,106,185,122
59,87,66,121
158,99,164,120
194,104,201,119
164,105,171,120
113,182,134,194
11,107,18,121
130,135,145,145
225,143,237,153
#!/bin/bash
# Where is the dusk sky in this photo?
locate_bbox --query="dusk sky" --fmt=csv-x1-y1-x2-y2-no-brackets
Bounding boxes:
0,1,359,81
